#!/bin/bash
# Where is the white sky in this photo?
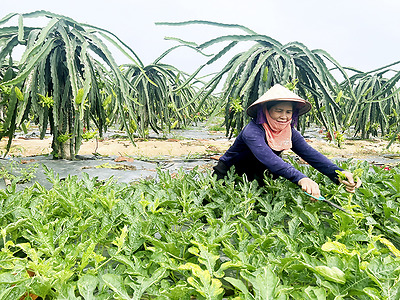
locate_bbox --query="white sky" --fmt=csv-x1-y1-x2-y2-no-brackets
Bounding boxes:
2,0,400,77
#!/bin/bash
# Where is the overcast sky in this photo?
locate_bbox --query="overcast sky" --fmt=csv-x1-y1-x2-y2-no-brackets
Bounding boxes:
2,0,400,76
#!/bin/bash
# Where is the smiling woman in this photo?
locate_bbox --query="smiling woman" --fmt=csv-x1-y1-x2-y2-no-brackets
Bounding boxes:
213,83,362,198
267,102,293,123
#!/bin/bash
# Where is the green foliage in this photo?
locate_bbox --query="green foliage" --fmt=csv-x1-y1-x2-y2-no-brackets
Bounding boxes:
0,159,38,184
82,129,98,141
122,62,199,137
2,14,400,153
340,69,400,143
158,21,400,144
158,20,346,138
56,133,72,144
1,159,400,298
0,11,143,159
37,93,54,108
229,97,244,113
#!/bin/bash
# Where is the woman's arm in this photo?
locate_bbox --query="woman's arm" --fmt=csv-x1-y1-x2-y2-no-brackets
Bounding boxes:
291,129,343,183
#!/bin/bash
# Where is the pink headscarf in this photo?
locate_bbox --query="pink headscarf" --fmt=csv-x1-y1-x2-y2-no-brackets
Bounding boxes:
262,108,292,151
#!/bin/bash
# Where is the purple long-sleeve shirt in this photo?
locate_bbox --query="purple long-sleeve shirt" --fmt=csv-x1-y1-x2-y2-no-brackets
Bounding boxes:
219,120,343,184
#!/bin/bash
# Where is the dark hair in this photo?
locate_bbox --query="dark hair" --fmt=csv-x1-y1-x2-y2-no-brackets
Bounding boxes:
264,101,281,111
254,102,299,127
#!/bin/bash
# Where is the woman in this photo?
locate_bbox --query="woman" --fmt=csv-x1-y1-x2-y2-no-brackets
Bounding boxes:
213,84,361,199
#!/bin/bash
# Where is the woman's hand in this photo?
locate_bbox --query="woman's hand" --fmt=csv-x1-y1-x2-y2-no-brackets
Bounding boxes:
339,171,362,193
298,177,321,201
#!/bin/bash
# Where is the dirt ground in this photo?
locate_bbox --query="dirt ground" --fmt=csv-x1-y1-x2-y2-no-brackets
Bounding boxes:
0,136,231,159
1,134,400,160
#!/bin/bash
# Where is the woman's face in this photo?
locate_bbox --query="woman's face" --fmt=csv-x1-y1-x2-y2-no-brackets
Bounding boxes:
267,102,293,122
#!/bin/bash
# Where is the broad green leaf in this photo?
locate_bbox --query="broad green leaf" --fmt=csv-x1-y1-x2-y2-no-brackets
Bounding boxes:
159,282,193,300
179,263,206,279
112,225,128,249
378,237,400,257
112,254,138,274
16,243,38,262
0,272,20,284
363,287,382,300
0,252,15,269
208,278,224,299
0,285,26,300
77,274,98,300
241,266,280,300
179,263,224,299
215,260,243,278
102,274,130,300
129,267,167,300
314,266,346,284
189,242,220,276
321,241,353,255
366,256,400,298
304,286,326,300
224,277,253,300
384,280,400,300
56,283,80,299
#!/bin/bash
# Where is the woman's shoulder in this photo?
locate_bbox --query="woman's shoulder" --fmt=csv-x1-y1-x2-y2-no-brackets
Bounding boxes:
245,119,263,130
291,127,304,138
242,119,264,135
240,120,268,144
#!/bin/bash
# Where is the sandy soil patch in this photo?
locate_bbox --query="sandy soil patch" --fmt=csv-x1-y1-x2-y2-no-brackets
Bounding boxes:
0,136,233,158
305,138,400,159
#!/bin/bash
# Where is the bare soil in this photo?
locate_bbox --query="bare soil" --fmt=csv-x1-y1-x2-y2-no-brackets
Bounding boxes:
0,136,231,158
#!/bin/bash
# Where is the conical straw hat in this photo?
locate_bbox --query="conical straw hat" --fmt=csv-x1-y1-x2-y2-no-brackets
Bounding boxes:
246,84,312,118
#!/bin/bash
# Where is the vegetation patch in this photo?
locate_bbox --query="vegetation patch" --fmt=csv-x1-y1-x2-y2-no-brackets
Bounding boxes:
1,159,400,298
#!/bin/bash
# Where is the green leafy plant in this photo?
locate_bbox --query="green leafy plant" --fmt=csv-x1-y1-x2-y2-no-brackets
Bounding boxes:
0,11,144,159
157,21,400,144
1,158,400,298
81,129,98,141
0,160,38,184
56,133,72,144
122,61,199,137
340,69,400,141
37,93,54,108
157,20,349,139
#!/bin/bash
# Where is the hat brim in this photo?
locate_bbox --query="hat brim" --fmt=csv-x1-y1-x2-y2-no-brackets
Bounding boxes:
246,97,312,118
